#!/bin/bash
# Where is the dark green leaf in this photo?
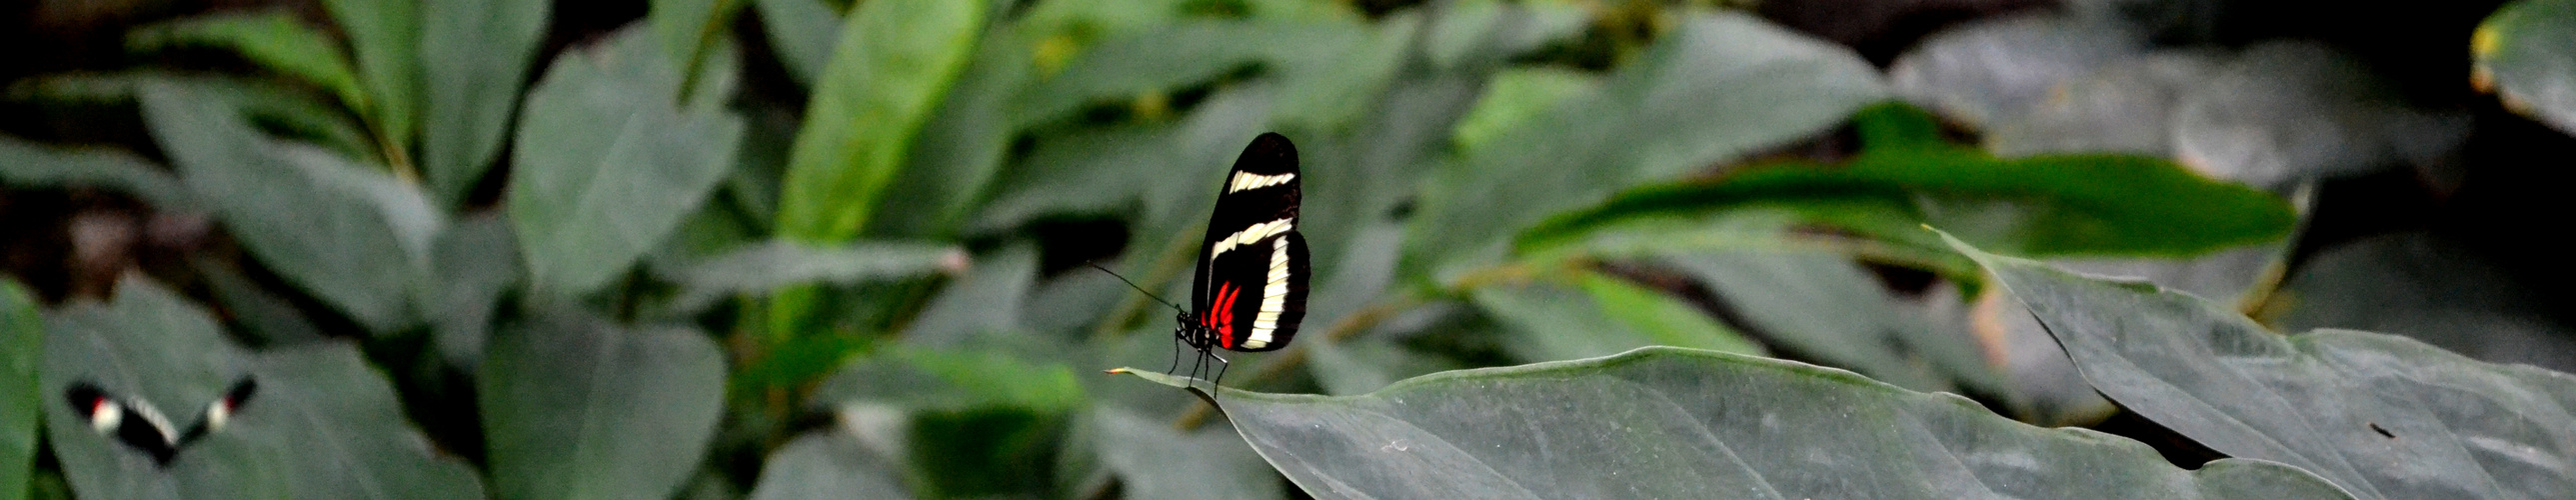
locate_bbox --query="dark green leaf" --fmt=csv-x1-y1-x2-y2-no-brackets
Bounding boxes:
420,0,551,205
1953,231,2576,500
1526,104,2297,259
139,80,440,333
508,26,746,298
0,280,36,500
1014,19,1359,126
480,312,727,500
0,134,200,211
1404,12,1886,282
751,0,842,88
648,0,745,86
25,73,381,164
422,212,520,368
125,11,368,114
657,239,964,313
813,347,1086,498
321,0,421,153
43,277,484,500
1093,405,1281,500
1117,348,2354,499
1666,248,1996,393
2476,0,2576,135
775,0,988,242
744,431,911,500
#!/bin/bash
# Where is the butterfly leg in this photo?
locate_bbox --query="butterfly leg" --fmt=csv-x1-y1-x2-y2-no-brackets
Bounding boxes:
1209,351,1231,391
1165,333,1184,376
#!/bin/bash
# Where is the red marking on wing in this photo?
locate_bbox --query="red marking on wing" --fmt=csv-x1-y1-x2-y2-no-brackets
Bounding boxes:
1211,283,1241,348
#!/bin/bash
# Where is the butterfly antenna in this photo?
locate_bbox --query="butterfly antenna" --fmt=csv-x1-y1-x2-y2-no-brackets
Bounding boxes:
1086,261,1188,314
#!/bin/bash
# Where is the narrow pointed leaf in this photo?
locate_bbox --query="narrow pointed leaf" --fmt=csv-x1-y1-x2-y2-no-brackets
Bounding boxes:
126,11,367,114
775,0,987,242
421,0,551,205
322,0,421,151
508,27,745,298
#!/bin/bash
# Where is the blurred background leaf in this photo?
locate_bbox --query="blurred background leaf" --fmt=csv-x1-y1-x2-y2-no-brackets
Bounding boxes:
1119,348,2355,499
0,280,36,500
479,312,725,500
2476,0,2576,135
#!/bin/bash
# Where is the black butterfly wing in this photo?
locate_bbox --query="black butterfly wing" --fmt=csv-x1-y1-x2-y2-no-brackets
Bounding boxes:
1189,132,1309,352
63,377,258,466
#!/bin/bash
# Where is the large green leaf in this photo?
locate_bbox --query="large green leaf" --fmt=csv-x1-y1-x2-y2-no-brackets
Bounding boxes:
138,80,441,333
1117,347,2353,499
0,134,199,212
1013,19,1360,126
774,0,987,242
1525,103,2297,259
743,431,910,500
1470,270,1764,363
1403,12,1886,282
196,261,327,346
125,11,367,115
420,0,552,205
480,312,727,500
321,0,421,156
43,277,484,500
1952,232,2576,500
2476,0,2576,135
0,280,36,500
508,26,745,298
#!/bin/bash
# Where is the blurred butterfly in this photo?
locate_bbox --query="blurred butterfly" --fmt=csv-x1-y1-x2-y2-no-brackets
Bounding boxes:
64,377,258,466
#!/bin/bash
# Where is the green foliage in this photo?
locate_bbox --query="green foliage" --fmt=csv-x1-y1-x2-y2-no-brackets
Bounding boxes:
1116,349,2354,499
4,1,2564,499
479,312,725,500
507,26,745,299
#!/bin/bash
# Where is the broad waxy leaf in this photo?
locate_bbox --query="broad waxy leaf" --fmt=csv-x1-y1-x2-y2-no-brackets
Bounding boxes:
775,0,988,242
1405,12,1886,282
744,431,911,500
752,0,842,88
2475,0,2576,135
656,240,963,313
126,11,368,114
1952,232,2576,500
508,27,746,298
2265,233,2576,372
138,80,441,333
1525,103,2297,259
0,280,36,500
421,0,552,205
480,312,727,500
1117,348,2353,499
44,277,484,500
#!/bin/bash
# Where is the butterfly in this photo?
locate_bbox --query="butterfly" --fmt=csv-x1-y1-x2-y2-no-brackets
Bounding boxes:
64,377,259,466
1096,133,1311,390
